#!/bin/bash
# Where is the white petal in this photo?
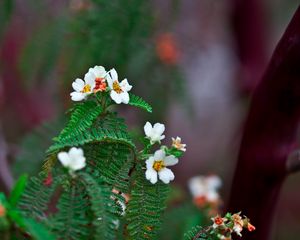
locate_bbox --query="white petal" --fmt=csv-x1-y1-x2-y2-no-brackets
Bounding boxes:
146,157,155,169
206,191,219,202
110,68,118,80
74,78,85,87
120,78,132,91
145,168,158,184
110,91,122,104
71,156,86,171
164,155,178,166
106,74,114,89
153,149,165,160
58,152,71,167
90,65,106,77
72,78,84,91
206,175,222,190
188,177,206,197
160,135,165,141
68,147,84,159
70,92,85,101
144,122,153,137
84,72,96,89
120,92,130,104
153,123,165,135
158,168,174,184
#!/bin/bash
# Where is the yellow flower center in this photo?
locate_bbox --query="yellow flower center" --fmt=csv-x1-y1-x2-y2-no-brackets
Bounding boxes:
81,84,91,93
113,81,123,94
152,160,165,171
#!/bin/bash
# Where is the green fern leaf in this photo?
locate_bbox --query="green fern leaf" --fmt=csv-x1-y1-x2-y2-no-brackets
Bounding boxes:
56,100,103,142
50,182,90,239
126,161,169,239
79,172,121,240
128,93,152,113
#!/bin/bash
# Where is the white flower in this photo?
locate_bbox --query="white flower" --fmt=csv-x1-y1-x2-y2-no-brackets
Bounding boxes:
188,175,222,202
106,68,132,104
87,66,108,92
145,149,178,184
144,122,165,144
70,72,96,101
57,147,86,172
171,136,186,151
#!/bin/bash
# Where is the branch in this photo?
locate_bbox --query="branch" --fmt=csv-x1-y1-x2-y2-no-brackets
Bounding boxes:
227,5,300,240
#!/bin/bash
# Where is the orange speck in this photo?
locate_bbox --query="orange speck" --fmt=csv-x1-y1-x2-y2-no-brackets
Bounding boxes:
156,33,179,65
0,205,6,217
193,195,207,208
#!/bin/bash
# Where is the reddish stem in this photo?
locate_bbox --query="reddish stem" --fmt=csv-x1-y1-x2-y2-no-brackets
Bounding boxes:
227,5,300,240
230,0,267,94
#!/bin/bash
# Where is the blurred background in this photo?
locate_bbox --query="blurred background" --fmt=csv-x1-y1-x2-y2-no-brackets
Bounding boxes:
0,0,299,239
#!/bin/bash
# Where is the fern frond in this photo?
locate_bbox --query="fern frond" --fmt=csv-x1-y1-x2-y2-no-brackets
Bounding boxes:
17,172,61,220
126,161,169,239
85,142,134,193
49,182,90,239
47,112,135,154
79,172,121,240
128,93,152,113
56,100,102,142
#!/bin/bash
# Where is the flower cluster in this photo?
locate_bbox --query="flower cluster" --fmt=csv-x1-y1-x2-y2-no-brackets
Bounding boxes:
143,122,186,184
70,66,132,104
188,175,222,209
211,212,255,239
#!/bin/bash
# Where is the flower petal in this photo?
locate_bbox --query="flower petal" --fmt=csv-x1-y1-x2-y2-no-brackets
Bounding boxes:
144,122,153,137
146,156,155,169
72,78,84,91
145,168,158,184
74,78,85,87
72,156,86,171
110,68,118,80
120,78,132,91
84,72,96,89
164,155,178,166
90,65,106,77
106,74,114,89
153,149,165,160
120,92,129,104
158,168,174,184
153,123,165,135
68,147,84,159
110,91,122,104
70,92,85,101
58,152,71,167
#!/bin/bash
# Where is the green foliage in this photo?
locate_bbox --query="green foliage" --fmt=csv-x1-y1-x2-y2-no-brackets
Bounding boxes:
56,100,103,142
49,182,90,239
184,225,211,240
126,160,170,239
17,172,61,220
85,142,134,193
79,172,121,240
128,93,152,113
9,175,28,208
